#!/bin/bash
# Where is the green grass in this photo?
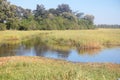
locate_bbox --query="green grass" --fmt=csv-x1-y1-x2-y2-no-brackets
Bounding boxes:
39,29,120,49
0,29,120,48
0,56,120,80
0,30,41,45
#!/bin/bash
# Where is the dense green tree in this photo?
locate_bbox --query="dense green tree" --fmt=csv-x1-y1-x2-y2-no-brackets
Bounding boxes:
6,18,20,30
19,16,39,30
0,23,6,30
62,12,77,22
0,0,96,30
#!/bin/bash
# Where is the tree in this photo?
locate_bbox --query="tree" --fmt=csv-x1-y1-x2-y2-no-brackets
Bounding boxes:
34,4,47,19
0,0,12,23
76,12,84,19
6,18,20,30
0,23,6,30
56,4,72,14
48,8,59,16
62,12,77,22
84,14,94,24
0,0,95,30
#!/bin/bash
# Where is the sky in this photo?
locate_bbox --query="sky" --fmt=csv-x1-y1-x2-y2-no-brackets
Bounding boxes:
8,0,120,25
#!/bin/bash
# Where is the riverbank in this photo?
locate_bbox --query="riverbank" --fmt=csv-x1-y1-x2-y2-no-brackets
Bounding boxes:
0,29,120,49
0,56,120,80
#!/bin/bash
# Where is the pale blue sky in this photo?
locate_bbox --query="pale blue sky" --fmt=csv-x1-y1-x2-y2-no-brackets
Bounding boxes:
8,0,120,25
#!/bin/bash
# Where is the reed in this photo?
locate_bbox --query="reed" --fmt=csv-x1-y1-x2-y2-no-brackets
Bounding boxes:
39,29,120,48
0,30,41,45
0,29,120,48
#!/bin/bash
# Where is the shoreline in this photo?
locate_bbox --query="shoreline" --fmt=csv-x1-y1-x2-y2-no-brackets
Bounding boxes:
0,56,120,80
0,56,120,65
0,29,120,49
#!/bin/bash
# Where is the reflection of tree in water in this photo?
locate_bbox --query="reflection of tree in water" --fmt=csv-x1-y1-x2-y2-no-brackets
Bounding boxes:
0,36,70,59
0,43,19,57
77,48,101,55
52,49,70,59
21,36,46,49
34,44,70,59
34,45,49,56
24,36,70,58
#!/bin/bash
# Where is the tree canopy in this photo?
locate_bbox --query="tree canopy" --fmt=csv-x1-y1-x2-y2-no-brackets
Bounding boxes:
0,0,95,30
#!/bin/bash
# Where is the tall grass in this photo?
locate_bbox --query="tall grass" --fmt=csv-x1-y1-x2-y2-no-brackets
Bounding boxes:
0,56,120,80
39,29,120,48
0,30,41,45
0,29,120,48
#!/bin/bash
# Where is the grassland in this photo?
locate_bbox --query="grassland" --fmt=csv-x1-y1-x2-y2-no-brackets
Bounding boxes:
0,29,120,49
36,29,120,49
0,30,41,45
0,56,120,80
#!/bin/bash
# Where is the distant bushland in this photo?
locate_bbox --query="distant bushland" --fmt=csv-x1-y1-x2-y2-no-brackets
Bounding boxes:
96,24,120,29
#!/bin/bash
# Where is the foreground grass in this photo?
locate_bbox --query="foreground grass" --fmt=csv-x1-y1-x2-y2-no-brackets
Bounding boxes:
0,56,120,80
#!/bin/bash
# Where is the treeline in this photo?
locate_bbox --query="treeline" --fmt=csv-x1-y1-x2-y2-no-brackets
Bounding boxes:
0,0,95,30
96,24,120,29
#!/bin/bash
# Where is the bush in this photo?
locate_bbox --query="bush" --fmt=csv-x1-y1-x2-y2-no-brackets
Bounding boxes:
0,23,6,30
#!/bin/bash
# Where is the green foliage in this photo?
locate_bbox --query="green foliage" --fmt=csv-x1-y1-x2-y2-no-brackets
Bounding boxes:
0,23,6,30
6,18,20,30
0,0,95,30
37,16,80,30
19,19,39,30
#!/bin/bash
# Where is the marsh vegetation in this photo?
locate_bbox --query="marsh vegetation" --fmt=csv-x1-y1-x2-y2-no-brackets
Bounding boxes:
0,29,120,64
0,29,120,48
0,29,120,80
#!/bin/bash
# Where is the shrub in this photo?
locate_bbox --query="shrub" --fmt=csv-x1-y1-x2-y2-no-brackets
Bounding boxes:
0,23,6,30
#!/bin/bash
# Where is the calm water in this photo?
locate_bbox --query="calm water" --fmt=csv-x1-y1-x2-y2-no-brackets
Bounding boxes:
0,38,120,64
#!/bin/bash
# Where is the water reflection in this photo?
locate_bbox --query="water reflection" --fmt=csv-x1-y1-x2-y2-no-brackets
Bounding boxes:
0,44,19,57
77,48,101,55
0,37,120,64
